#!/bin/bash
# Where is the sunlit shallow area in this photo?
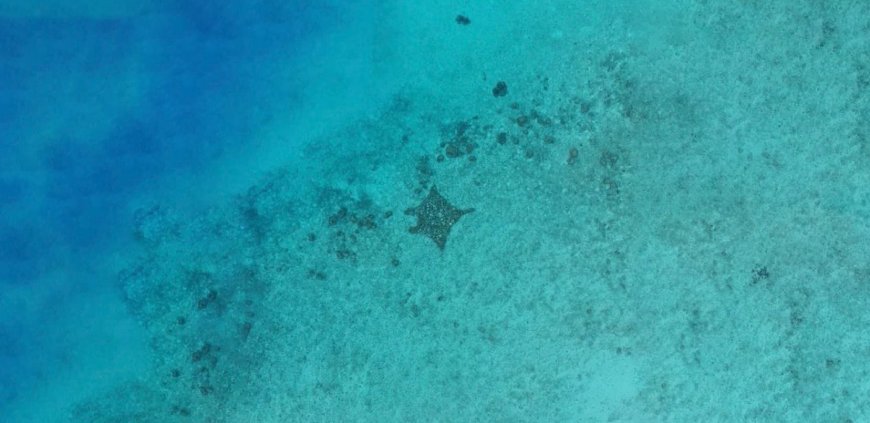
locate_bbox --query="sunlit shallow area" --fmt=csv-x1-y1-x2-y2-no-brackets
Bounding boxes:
2,1,870,421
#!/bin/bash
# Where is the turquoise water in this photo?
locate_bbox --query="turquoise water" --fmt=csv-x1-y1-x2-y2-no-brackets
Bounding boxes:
2,1,870,421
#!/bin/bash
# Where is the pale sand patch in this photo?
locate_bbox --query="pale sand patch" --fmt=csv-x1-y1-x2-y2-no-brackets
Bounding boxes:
71,0,870,421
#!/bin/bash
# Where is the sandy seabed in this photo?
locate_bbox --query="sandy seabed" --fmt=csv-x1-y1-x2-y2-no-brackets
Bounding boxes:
64,1,870,421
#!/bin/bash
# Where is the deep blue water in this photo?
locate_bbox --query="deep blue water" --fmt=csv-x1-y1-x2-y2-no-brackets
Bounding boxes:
0,1,364,416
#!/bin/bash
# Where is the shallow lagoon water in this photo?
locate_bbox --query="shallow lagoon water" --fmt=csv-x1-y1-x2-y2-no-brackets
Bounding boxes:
2,1,870,421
